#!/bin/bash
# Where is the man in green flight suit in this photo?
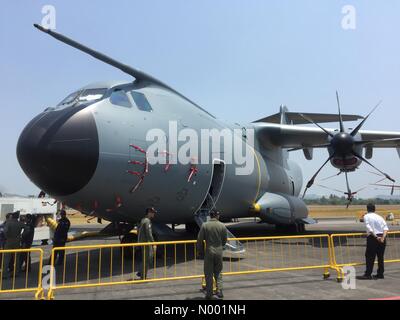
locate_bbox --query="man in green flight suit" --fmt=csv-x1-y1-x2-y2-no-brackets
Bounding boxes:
3,211,26,277
136,207,157,280
197,210,228,300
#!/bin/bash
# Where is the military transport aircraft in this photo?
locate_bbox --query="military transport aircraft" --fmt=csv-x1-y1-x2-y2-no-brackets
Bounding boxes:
16,24,400,246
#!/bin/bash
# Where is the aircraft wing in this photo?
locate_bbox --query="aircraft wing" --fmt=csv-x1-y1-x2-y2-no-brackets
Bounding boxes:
254,123,400,151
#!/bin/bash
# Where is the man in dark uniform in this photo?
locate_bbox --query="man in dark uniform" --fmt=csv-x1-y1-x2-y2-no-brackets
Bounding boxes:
136,207,157,280
4,211,26,277
197,210,228,299
0,213,11,249
0,213,11,274
52,210,70,266
19,214,35,272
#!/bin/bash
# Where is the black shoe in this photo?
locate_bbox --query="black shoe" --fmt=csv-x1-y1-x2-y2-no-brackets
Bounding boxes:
356,275,373,280
373,274,384,279
215,291,224,299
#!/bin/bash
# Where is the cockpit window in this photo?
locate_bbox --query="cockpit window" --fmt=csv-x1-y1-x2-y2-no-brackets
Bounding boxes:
130,91,153,112
57,91,81,106
57,88,106,107
78,88,107,102
110,89,132,108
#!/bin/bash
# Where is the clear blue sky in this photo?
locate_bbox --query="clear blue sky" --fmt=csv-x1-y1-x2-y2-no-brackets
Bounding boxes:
1,0,400,197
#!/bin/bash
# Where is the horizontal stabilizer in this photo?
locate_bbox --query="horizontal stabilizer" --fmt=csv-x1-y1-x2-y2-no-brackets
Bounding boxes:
254,112,363,124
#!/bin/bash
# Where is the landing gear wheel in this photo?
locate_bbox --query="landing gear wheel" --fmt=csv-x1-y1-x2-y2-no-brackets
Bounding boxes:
323,273,330,280
275,224,297,234
186,222,200,235
276,223,305,234
120,233,138,260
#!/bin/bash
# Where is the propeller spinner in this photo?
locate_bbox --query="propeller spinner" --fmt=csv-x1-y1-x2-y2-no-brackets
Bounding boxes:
301,92,397,202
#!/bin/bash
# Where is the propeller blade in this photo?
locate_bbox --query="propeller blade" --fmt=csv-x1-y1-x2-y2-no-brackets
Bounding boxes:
350,100,382,137
371,177,390,185
298,114,334,138
336,91,345,133
320,171,342,181
302,154,335,198
353,151,395,183
372,183,399,187
366,170,385,178
354,185,370,194
315,183,346,194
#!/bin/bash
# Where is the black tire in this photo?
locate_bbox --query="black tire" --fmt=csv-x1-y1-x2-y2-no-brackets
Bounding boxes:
275,223,304,234
185,222,200,235
120,233,138,260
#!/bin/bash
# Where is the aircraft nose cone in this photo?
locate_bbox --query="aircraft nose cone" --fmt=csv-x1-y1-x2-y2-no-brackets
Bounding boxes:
17,107,99,196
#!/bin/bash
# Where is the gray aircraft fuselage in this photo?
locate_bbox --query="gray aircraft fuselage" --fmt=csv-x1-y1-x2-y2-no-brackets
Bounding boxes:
17,80,305,226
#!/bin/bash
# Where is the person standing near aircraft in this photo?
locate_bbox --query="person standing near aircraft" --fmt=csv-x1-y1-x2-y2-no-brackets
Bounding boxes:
136,207,157,280
3,211,26,277
357,203,389,280
52,210,71,266
0,213,11,274
19,214,35,272
197,210,228,299
0,213,10,249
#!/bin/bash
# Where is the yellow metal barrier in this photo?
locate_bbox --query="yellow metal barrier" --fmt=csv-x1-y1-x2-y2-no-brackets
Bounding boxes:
222,234,336,279
330,231,400,279
47,240,202,299
0,248,44,299
47,234,337,299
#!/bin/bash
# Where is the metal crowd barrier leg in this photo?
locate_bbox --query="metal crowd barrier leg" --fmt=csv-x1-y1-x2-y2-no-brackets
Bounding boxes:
0,248,44,299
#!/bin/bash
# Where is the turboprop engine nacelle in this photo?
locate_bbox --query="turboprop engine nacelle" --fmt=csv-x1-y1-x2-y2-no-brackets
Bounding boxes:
257,193,309,225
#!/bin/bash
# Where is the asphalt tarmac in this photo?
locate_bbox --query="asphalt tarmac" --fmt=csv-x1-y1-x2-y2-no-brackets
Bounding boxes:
1,218,400,300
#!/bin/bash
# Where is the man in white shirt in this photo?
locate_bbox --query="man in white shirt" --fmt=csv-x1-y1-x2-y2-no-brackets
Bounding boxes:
357,203,389,280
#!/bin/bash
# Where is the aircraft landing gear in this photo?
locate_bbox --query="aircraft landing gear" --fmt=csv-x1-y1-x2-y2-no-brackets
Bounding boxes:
275,223,305,234
298,223,306,233
185,222,200,235
120,233,138,260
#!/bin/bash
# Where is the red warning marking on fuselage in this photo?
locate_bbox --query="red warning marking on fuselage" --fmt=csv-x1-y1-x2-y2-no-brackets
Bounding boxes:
128,144,149,193
187,165,198,182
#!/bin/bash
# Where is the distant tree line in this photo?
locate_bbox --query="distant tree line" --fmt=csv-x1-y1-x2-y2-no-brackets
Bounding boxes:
304,194,400,205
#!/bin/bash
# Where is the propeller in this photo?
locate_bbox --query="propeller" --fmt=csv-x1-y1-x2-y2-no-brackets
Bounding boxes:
336,91,345,133
302,154,335,198
301,91,397,202
370,182,399,196
315,176,392,208
320,171,342,181
366,171,397,195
